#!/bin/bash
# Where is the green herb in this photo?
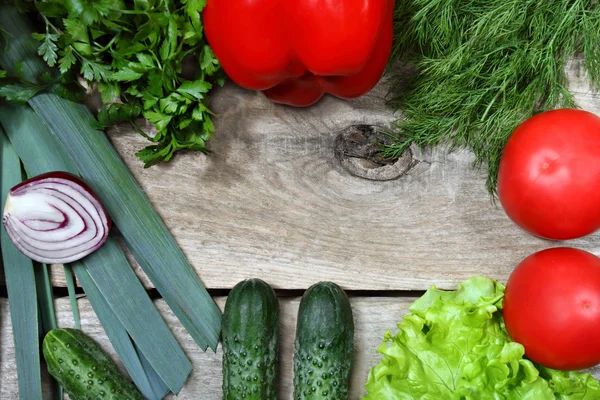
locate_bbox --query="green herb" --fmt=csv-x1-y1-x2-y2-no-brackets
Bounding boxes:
0,65,85,104
384,1,600,193
364,277,600,399
10,0,224,166
0,81,43,103
92,102,143,130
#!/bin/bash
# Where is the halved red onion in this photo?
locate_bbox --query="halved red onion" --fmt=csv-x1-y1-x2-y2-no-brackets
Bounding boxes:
2,171,111,264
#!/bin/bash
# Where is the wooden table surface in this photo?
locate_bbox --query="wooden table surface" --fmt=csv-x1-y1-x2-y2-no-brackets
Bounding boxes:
2,58,600,398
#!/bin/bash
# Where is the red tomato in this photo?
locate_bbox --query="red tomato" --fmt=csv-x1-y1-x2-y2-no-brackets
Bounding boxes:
497,108,600,240
503,247,600,370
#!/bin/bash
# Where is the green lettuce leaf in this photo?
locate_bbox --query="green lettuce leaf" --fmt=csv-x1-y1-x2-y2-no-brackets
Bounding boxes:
364,276,600,399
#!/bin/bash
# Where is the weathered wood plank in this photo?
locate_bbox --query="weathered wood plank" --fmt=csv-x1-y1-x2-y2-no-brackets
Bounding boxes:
0,296,416,399
0,299,60,400
30,59,600,291
70,61,600,290
2,296,600,399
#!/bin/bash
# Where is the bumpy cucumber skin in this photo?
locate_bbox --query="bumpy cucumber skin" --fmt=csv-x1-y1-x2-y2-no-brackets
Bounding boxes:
222,278,280,400
293,282,354,400
43,328,143,400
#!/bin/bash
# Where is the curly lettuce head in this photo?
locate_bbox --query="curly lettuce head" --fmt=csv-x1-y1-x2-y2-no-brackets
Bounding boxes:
364,276,600,400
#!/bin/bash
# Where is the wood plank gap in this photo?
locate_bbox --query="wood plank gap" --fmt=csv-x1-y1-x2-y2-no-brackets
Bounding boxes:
0,287,427,300
203,288,427,298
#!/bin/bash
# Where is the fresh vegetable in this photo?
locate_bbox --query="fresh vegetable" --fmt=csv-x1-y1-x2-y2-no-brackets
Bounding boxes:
0,5,222,355
3,0,224,166
202,0,394,107
2,171,111,264
35,264,65,399
222,279,279,400
497,109,600,240
293,281,354,399
364,276,600,399
503,248,600,371
43,328,144,400
0,128,43,399
0,103,175,399
382,1,600,193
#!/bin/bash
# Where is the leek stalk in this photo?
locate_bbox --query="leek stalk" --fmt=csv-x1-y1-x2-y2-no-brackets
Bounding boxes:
0,128,43,400
0,3,222,353
0,103,183,397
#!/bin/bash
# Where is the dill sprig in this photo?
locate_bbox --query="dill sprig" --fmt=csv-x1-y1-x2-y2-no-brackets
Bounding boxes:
384,0,600,194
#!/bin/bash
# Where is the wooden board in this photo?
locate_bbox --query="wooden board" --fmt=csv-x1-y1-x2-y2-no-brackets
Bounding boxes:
2,297,599,399
36,58,600,292
0,296,414,399
2,56,600,399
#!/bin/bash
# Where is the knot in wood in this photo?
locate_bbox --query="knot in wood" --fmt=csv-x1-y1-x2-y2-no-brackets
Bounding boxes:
334,125,413,181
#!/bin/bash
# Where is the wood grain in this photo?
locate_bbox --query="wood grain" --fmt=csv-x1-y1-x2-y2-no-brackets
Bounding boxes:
0,299,63,400
2,296,600,399
28,59,600,292
0,296,416,399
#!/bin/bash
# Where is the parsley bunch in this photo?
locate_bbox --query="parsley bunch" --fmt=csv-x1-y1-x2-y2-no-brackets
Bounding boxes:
384,0,600,194
14,0,225,166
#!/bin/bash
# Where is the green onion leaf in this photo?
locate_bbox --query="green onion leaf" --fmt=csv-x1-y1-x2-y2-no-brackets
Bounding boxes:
73,265,170,400
33,262,63,400
0,103,191,395
35,264,57,333
63,265,81,330
72,239,192,394
0,3,222,352
0,128,43,400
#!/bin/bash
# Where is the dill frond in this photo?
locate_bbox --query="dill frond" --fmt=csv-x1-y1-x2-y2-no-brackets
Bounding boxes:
385,0,600,194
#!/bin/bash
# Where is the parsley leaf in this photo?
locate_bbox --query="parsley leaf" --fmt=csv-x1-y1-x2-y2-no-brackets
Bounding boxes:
24,0,223,165
62,18,92,56
80,59,109,81
144,110,173,132
32,32,59,67
0,83,43,103
52,81,85,102
98,81,120,103
109,68,145,82
135,53,155,69
64,0,104,25
200,45,221,78
92,102,143,129
159,19,178,62
58,46,77,74
177,80,211,100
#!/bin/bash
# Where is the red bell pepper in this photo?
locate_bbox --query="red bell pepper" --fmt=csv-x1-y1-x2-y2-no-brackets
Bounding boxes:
203,0,395,107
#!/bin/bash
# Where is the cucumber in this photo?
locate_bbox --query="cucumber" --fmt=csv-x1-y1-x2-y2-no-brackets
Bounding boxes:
293,281,354,400
222,278,280,400
43,328,143,400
